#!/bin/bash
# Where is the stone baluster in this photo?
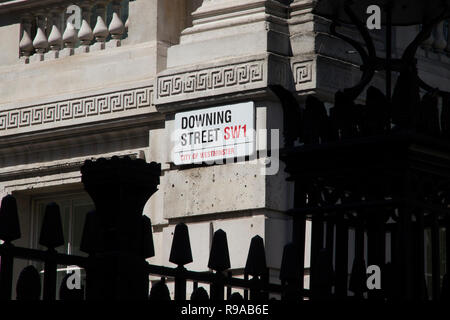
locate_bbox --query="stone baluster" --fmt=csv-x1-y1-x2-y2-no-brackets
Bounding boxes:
18,0,129,62
32,11,49,61
108,0,125,47
78,1,94,53
433,20,447,53
19,14,34,63
47,8,64,59
93,0,110,50
62,20,78,57
125,17,129,33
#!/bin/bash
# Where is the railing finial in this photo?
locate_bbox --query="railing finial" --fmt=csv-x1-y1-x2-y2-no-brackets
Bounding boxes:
169,223,193,266
16,266,41,301
0,195,21,242
208,229,230,272
62,21,78,56
244,235,267,277
39,202,65,249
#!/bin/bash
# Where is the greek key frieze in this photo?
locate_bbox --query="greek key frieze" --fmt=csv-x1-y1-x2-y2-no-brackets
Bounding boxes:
157,61,265,99
0,86,153,132
293,61,313,85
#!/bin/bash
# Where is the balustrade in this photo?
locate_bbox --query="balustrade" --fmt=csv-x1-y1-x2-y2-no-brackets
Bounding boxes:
18,0,129,63
421,20,450,55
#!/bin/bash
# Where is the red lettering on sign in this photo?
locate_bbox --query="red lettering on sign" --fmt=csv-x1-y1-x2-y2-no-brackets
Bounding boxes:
223,125,247,140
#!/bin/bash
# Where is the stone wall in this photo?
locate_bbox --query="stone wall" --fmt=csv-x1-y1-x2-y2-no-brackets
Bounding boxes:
1,0,450,297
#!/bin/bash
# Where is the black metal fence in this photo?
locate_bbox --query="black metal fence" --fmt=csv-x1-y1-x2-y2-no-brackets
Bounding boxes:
280,78,450,301
3,71,450,301
0,157,308,300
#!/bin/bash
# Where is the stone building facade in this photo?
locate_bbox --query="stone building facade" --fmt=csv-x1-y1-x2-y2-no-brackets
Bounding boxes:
1,0,449,297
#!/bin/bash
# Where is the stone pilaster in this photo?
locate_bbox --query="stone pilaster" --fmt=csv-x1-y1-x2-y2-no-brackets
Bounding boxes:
155,0,292,111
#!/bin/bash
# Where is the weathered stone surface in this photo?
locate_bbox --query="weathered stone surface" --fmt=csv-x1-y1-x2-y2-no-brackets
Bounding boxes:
1,0,449,288
0,21,20,67
0,44,159,107
163,161,265,218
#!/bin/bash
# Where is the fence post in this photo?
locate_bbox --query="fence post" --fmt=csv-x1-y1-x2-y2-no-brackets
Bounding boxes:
80,210,97,300
349,212,367,300
81,157,161,300
226,272,232,299
174,266,187,301
335,211,348,298
309,212,324,299
292,183,307,295
0,195,22,300
169,223,193,301
39,202,65,300
244,273,249,300
367,208,385,300
142,215,155,297
431,211,440,300
43,249,57,300
0,243,14,300
208,229,230,300
446,215,450,296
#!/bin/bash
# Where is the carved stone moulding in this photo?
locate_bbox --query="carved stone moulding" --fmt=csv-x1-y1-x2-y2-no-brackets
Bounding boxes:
291,57,316,93
155,53,301,113
0,86,154,137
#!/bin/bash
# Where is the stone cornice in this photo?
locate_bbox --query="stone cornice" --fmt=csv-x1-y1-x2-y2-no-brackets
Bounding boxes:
290,0,315,12
0,114,162,150
155,53,297,112
0,149,144,183
192,0,289,21
182,0,289,38
0,85,155,138
0,0,65,14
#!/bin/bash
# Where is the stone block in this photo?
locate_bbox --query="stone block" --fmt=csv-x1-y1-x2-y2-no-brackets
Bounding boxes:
163,161,266,219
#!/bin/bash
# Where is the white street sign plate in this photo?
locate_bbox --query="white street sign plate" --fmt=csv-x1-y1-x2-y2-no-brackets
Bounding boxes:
172,102,255,165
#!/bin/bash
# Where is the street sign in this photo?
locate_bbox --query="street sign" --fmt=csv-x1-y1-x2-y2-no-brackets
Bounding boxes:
172,102,255,165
